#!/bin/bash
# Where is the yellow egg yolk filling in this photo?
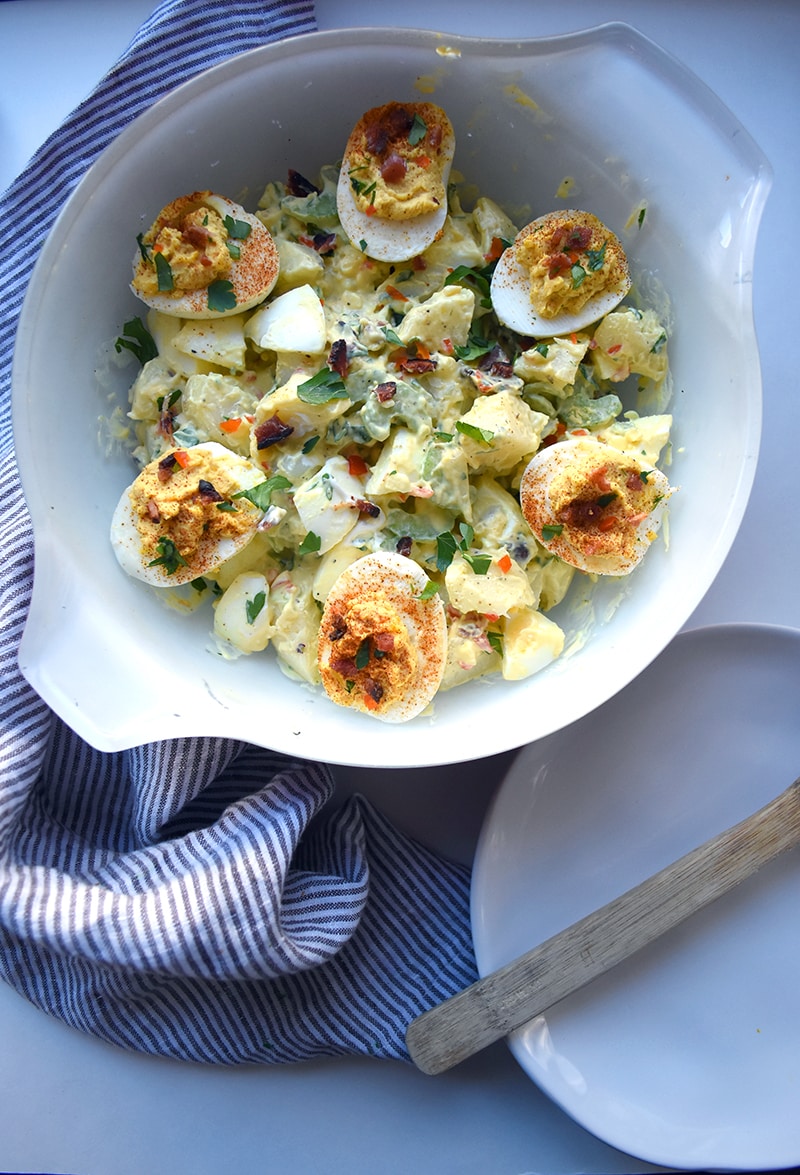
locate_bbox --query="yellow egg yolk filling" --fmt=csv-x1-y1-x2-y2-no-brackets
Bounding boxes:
517,214,627,319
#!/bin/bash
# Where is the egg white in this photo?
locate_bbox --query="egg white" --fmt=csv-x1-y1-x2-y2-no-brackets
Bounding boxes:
520,435,673,576
111,441,266,587
317,551,447,722
491,210,631,338
131,192,279,320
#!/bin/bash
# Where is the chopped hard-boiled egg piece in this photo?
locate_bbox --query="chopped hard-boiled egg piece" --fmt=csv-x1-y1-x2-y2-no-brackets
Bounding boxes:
293,455,379,554
337,101,455,261
173,314,248,371
519,434,673,575
213,571,274,653
131,191,279,319
491,210,631,338
244,284,327,355
317,551,447,722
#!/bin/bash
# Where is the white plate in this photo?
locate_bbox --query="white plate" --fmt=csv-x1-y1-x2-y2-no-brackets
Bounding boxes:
472,623,800,1171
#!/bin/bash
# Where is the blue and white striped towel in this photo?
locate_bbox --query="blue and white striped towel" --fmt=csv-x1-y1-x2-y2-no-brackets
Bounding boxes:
0,0,477,1064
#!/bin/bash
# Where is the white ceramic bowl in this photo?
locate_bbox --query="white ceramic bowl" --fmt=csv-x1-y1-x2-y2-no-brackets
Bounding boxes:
12,25,770,767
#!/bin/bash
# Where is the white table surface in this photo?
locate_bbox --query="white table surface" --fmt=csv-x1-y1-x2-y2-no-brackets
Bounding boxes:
1,1,798,1173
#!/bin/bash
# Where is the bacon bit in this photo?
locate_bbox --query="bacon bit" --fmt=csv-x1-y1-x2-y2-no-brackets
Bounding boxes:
550,224,592,253
365,104,415,156
485,236,505,263
219,417,242,433
327,616,348,642
409,484,434,499
373,631,395,654
157,453,178,482
598,514,617,533
146,497,161,522
385,284,409,302
628,511,649,527
254,414,294,450
363,678,384,705
497,553,513,574
354,497,381,518
286,169,320,197
381,152,407,183
546,252,573,279
541,420,567,448
346,453,370,478
374,380,397,403
627,470,645,493
411,255,427,271
331,656,358,677
300,231,337,255
183,224,211,250
607,343,623,355
328,338,349,378
590,465,612,493
157,411,175,441
396,536,413,557
428,123,442,149
390,339,437,375
197,479,224,504
395,354,438,375
480,344,513,379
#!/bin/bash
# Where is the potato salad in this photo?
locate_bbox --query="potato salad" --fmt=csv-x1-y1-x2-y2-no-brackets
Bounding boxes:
112,100,674,723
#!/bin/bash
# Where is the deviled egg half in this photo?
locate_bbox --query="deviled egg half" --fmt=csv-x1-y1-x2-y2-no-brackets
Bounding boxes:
336,101,455,262
131,191,279,319
317,551,447,723
491,210,631,337
111,441,266,587
520,435,673,576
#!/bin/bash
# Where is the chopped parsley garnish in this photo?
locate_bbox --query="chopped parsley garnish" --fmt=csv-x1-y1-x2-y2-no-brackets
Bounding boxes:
596,492,618,508
302,434,321,454
570,263,586,289
136,232,151,262
454,328,492,363
115,316,157,365
156,388,182,412
586,241,607,271
154,253,174,292
433,430,453,442
359,239,368,252
215,501,238,512
233,474,291,511
298,531,322,555
487,630,504,656
226,241,241,260
456,420,494,445
355,638,371,670
381,326,404,346
417,579,440,601
534,342,550,358
191,577,208,593
297,367,349,404
408,113,428,145
638,207,647,228
246,591,266,625
650,332,667,354
463,552,492,575
435,520,489,576
207,279,237,313
223,214,252,240
148,537,187,575
541,524,564,541
444,263,494,309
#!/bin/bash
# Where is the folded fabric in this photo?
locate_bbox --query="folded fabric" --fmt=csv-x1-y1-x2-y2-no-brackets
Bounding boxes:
0,0,478,1064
